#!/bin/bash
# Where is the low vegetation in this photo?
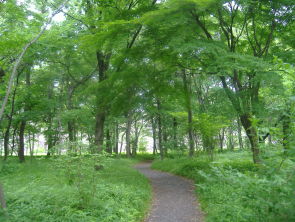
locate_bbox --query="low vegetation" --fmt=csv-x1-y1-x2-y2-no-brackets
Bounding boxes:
0,156,151,222
152,150,295,222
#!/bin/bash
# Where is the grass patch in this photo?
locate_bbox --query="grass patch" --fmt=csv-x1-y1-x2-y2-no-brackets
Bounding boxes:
0,156,151,222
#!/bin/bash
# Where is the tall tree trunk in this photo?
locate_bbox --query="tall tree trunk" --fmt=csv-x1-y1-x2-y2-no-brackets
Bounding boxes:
219,128,225,151
119,132,125,154
106,128,112,154
162,124,168,155
156,99,164,160
114,123,119,154
18,69,31,162
182,69,194,157
125,112,132,157
94,51,111,153
4,125,10,160
46,114,53,156
95,112,105,153
132,120,143,156
132,120,138,156
240,114,261,163
18,120,26,162
228,127,234,150
11,126,17,156
4,73,20,160
173,117,178,149
237,116,244,149
151,117,157,155
68,120,75,143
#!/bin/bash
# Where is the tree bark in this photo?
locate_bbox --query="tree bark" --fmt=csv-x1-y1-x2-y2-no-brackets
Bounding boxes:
18,69,31,162
151,117,157,154
18,120,26,162
94,51,111,153
95,112,105,153
46,112,53,156
227,127,234,150
125,112,132,157
237,116,244,149
4,71,20,160
240,114,261,163
218,128,225,151
68,120,75,143
182,69,194,157
106,128,112,154
114,123,119,154
119,132,126,154
156,99,164,160
173,117,178,149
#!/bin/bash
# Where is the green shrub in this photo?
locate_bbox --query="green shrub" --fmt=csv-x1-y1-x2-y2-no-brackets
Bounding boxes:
218,160,258,173
152,151,295,222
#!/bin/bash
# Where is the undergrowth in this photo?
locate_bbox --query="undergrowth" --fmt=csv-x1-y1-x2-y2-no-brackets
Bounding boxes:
152,150,295,222
0,156,151,222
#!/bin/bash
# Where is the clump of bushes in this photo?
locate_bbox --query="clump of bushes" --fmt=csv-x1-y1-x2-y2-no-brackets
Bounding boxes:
152,152,295,222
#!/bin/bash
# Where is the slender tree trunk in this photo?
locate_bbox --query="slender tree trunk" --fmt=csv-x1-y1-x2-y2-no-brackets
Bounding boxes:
162,124,168,155
156,99,164,160
173,117,178,149
94,51,111,153
132,120,138,156
151,117,157,154
106,128,112,154
119,132,125,154
18,120,26,162
4,73,20,160
228,127,234,150
18,70,31,162
218,128,225,151
125,112,132,157
237,116,244,149
46,115,53,156
95,112,105,153
240,114,261,163
182,69,194,157
32,133,35,156
132,120,142,155
114,123,119,154
11,126,17,156
68,120,75,143
4,125,10,160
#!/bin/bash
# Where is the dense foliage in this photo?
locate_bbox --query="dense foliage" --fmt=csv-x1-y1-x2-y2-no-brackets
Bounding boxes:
0,156,150,221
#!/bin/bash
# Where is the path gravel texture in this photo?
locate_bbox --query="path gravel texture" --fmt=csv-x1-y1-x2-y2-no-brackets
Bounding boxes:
136,163,204,222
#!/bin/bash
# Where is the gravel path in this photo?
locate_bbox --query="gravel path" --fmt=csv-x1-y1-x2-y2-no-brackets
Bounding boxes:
136,163,204,222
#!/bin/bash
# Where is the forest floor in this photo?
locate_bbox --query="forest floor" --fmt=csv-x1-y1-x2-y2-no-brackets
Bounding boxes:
0,157,151,222
136,162,203,222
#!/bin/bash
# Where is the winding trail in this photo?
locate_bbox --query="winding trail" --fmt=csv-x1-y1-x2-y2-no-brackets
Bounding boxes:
136,163,204,222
